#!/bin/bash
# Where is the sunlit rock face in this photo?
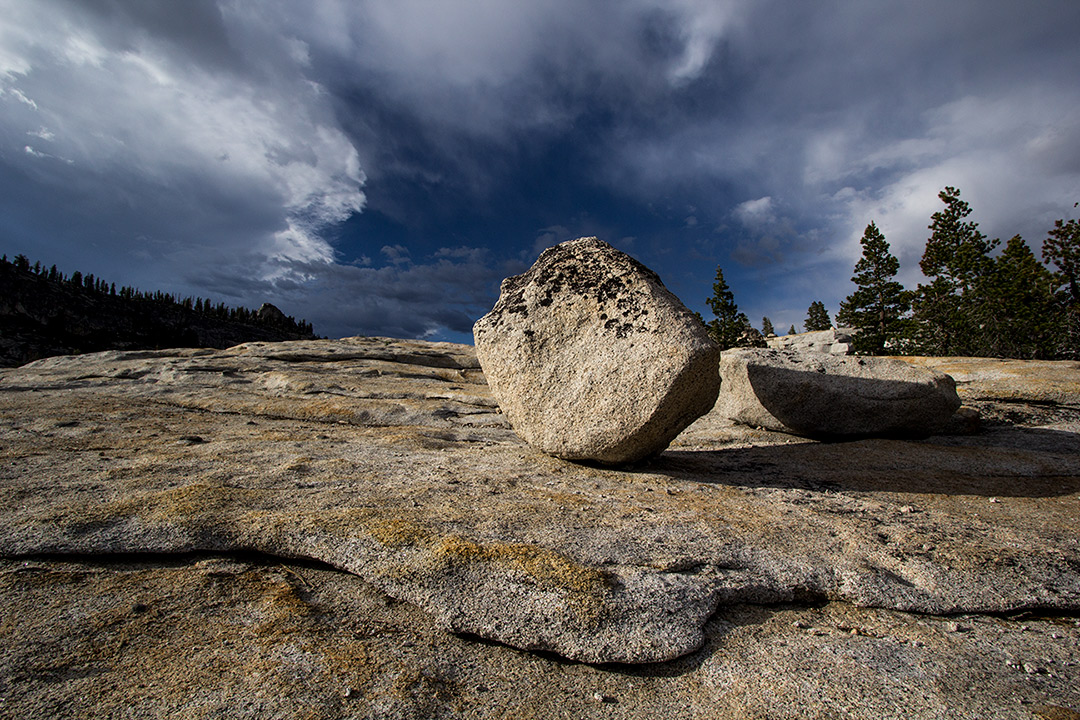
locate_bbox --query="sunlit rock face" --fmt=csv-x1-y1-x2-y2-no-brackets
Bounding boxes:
473,237,720,465
718,348,961,438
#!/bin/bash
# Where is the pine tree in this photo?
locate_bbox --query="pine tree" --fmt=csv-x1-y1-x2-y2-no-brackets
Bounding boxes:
704,266,744,350
912,186,998,355
788,324,797,335
972,235,1061,358
836,222,910,354
805,301,831,331
1043,204,1080,357
1044,206,1080,305
761,317,775,336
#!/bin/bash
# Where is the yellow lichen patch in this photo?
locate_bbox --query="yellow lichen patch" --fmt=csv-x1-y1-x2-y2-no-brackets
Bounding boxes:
109,483,262,522
321,641,379,701
365,517,434,547
319,507,612,624
284,456,315,474
312,507,435,548
254,398,357,422
1033,705,1080,720
430,535,611,624
252,576,315,637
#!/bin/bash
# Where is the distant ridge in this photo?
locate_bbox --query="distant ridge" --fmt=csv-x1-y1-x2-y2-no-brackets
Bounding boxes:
0,253,318,367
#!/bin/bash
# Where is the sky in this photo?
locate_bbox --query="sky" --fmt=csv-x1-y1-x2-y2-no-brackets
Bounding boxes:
2,0,1079,342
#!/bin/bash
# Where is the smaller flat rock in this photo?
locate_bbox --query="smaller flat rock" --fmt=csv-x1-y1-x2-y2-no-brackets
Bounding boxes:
717,348,961,438
473,237,720,464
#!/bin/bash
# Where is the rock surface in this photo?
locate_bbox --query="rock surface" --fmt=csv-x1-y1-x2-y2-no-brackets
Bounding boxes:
473,237,720,464
766,327,855,354
718,347,962,438
1,338,1078,718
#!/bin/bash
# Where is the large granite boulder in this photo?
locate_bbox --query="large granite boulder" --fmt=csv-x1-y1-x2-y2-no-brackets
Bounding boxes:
473,237,720,464
718,348,961,438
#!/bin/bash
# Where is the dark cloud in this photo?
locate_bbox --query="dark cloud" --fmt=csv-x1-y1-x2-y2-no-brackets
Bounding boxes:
1,0,1078,340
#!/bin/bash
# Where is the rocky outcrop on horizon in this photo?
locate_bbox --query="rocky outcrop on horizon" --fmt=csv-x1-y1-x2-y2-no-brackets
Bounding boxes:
767,327,855,355
1,337,1078,718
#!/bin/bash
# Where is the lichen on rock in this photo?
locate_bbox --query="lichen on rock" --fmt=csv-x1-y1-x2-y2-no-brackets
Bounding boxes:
473,237,720,464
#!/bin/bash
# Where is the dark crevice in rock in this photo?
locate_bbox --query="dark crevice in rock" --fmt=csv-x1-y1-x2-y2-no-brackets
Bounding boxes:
3,549,346,575
925,606,1080,622
263,351,479,371
143,397,503,429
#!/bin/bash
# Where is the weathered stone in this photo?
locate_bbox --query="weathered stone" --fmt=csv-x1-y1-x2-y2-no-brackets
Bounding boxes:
4,558,1078,720
766,327,854,355
1,338,1078,718
473,237,720,464
717,347,961,437
898,356,1080,405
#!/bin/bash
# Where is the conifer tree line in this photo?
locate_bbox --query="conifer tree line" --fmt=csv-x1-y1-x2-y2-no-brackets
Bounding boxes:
0,253,315,336
703,187,1079,359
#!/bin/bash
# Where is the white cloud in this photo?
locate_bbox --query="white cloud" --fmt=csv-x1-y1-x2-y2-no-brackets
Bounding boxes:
829,87,1080,287
661,0,741,83
7,87,37,109
733,196,775,226
0,0,365,281
380,244,411,265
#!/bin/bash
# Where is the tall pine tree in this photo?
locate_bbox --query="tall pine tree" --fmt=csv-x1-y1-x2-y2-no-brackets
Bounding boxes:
1043,204,1080,358
973,235,1061,359
911,186,998,355
836,222,910,354
804,301,832,331
704,266,745,350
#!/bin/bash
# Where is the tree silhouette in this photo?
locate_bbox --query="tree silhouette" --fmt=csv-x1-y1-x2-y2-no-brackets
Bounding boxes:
804,301,831,331
1042,204,1080,357
973,235,1061,358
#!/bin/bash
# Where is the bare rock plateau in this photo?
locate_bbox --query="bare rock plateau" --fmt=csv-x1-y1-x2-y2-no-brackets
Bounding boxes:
1,339,1078,719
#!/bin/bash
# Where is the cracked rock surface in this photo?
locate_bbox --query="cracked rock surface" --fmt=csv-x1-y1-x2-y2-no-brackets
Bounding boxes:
1,338,1079,717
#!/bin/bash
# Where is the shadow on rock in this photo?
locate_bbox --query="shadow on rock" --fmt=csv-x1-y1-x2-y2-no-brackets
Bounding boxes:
651,427,1080,498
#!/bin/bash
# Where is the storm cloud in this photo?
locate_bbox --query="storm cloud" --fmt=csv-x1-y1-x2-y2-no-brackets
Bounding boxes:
2,0,1078,339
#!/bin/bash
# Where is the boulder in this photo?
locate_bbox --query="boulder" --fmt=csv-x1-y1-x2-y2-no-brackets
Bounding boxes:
766,328,854,355
718,347,961,438
473,237,720,464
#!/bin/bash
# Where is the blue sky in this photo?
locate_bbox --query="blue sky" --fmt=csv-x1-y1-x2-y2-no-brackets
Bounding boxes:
2,0,1079,342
